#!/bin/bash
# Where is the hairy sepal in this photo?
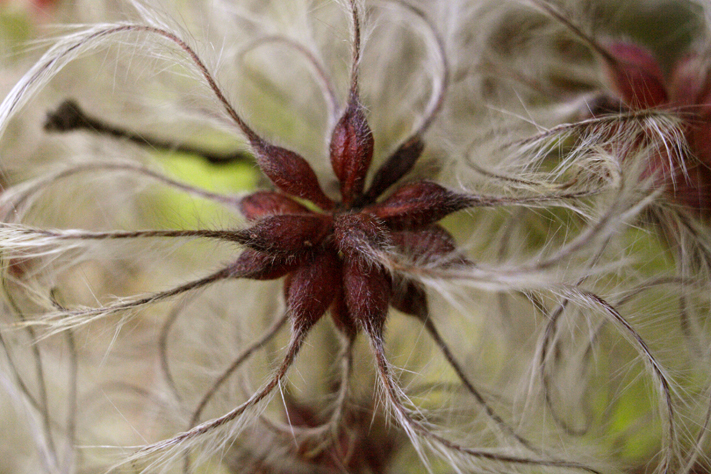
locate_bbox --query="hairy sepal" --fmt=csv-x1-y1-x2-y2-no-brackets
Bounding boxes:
391,225,467,267
390,279,428,320
334,212,390,261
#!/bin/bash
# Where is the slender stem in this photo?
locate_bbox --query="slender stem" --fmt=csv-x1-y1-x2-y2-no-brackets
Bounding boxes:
158,294,200,403
51,287,78,474
465,159,580,189
669,214,707,359
182,311,289,473
62,329,78,473
388,1,448,136
137,26,264,146
347,0,362,98
260,333,355,458
539,298,593,436
0,325,43,412
2,276,58,468
526,0,618,66
240,36,338,120
681,385,711,473
44,100,253,165
462,187,602,208
21,265,235,334
418,315,539,452
6,225,244,244
2,162,242,224
323,334,354,440
561,288,677,474
189,311,290,427
513,109,681,148
143,328,307,462
365,326,601,473
361,1,449,203
538,236,613,437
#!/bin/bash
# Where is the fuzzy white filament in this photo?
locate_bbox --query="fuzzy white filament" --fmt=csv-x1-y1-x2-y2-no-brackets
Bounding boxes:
0,1,710,474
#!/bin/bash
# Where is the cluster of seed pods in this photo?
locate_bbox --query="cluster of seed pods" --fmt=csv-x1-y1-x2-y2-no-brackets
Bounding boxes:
29,1,557,471
593,41,711,214
532,0,710,218
7,0,703,472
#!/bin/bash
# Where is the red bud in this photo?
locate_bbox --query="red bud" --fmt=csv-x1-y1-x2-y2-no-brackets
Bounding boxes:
363,136,425,204
329,289,358,338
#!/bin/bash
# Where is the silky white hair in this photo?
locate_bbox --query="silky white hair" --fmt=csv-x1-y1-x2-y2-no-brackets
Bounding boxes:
0,1,710,473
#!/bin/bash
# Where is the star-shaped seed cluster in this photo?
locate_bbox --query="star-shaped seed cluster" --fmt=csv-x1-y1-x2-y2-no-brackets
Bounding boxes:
231,88,470,338
0,2,649,472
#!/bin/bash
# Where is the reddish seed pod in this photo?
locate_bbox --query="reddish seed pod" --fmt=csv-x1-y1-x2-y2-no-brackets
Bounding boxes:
334,212,390,257
391,225,466,266
602,41,668,110
390,279,428,320
236,214,333,254
287,250,341,332
239,191,311,221
329,289,359,338
229,248,306,280
251,139,334,211
342,257,391,334
363,136,425,204
664,53,711,213
368,181,471,229
329,94,375,205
